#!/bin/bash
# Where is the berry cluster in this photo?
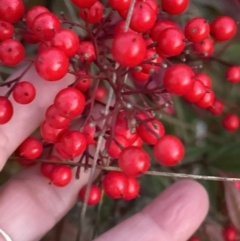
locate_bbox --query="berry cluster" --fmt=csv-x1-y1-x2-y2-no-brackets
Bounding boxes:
0,0,239,208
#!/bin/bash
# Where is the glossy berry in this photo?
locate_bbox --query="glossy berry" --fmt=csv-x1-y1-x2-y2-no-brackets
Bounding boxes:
45,104,70,129
137,118,165,145
188,236,200,241
114,20,136,37
111,32,146,67
77,41,96,64
163,64,194,96
124,177,140,201
157,28,186,57
154,135,185,166
0,0,25,23
183,80,206,103
208,99,224,116
211,16,237,41
193,37,214,57
17,137,43,160
21,31,39,44
184,17,210,42
55,130,87,158
118,146,150,177
80,1,103,24
50,165,72,187
141,0,159,15
40,121,66,143
114,111,138,145
195,72,212,88
35,48,69,81
96,86,107,100
32,12,61,41
222,113,239,132
222,225,238,241
25,6,49,30
82,122,96,145
40,155,61,178
132,137,143,147
195,89,215,109
226,66,240,83
162,0,189,15
131,70,149,82
0,20,14,41
78,185,101,205
150,19,178,41
71,0,98,8
0,39,25,66
75,71,92,92
54,88,85,119
109,0,131,10
141,49,162,74
12,81,36,105
0,96,13,124
128,2,156,33
102,172,128,199
106,134,130,159
51,29,80,57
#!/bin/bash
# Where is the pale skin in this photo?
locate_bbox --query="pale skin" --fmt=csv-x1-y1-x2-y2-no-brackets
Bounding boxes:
0,66,209,241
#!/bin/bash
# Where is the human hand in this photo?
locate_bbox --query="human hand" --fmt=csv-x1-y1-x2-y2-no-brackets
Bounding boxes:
0,67,209,241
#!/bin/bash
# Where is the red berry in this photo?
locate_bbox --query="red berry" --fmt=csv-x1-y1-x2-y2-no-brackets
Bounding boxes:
77,41,96,64
222,113,239,132
211,16,237,42
12,81,36,104
40,121,66,143
131,70,149,82
195,72,212,88
131,137,143,147
195,89,215,109
124,177,140,201
71,0,98,8
17,137,43,160
184,17,210,42
51,29,80,57
75,70,92,92
222,225,238,241
114,20,136,37
111,32,146,67
0,96,13,124
95,86,107,100
154,135,185,166
137,118,165,145
32,12,61,41
118,146,150,177
45,104,70,129
54,88,85,119
139,0,159,15
0,39,25,66
78,185,101,205
226,66,240,83
55,130,87,158
163,64,194,96
106,134,130,159
82,122,96,145
103,172,128,199
150,19,178,41
162,0,189,15
50,165,72,187
208,99,224,115
141,49,162,74
26,6,49,30
0,0,24,23
35,48,69,81
157,28,186,57
114,111,138,145
0,20,14,41
21,31,39,44
109,0,131,11
79,1,103,24
40,155,61,178
128,2,156,33
188,236,200,241
183,79,206,103
193,37,214,57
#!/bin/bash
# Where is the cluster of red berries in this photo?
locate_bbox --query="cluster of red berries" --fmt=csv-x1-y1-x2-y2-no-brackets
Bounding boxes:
0,0,239,205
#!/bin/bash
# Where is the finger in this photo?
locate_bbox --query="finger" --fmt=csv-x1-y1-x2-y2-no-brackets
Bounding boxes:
94,180,209,241
0,64,75,170
0,163,100,241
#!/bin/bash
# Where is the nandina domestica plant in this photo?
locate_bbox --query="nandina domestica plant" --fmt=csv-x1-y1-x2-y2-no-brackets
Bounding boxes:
1,0,240,240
